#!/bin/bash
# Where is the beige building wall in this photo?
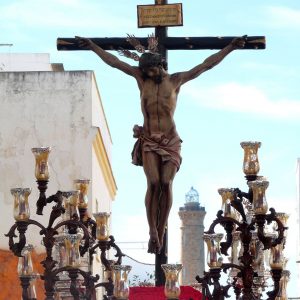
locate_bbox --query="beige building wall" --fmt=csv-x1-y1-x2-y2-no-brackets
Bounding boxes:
0,54,116,299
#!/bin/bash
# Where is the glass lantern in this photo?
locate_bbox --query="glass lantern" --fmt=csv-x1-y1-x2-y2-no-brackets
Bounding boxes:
28,275,38,299
250,232,265,274
53,233,68,268
248,180,269,215
62,191,80,221
275,270,290,300
18,244,34,276
240,141,261,176
93,212,110,241
269,243,284,270
218,188,238,220
74,179,90,209
12,188,31,221
20,274,39,300
64,233,82,267
111,265,131,300
276,212,289,227
31,147,51,181
203,233,223,268
161,264,182,299
275,212,289,242
231,231,241,266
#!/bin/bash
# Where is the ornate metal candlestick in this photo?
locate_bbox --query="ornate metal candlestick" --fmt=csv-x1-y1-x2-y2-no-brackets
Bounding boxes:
5,147,126,300
196,142,288,300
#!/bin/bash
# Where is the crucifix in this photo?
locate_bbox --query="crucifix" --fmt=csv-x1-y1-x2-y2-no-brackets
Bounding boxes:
57,0,265,286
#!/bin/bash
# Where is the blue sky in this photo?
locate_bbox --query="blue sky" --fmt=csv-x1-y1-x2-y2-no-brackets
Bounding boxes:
1,0,300,296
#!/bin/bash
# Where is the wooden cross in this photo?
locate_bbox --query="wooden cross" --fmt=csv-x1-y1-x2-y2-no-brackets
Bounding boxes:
57,0,265,287
57,2,265,62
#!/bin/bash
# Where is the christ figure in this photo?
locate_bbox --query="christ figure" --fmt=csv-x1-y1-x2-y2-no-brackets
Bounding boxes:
76,35,245,254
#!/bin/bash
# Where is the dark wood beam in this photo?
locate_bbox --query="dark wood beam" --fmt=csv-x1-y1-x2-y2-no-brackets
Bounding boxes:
57,36,266,51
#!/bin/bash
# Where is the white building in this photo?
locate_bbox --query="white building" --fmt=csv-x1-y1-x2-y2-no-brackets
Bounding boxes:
0,53,117,299
178,187,206,285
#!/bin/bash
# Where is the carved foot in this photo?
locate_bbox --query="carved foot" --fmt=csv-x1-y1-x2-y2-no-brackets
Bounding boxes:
157,227,166,249
148,233,161,254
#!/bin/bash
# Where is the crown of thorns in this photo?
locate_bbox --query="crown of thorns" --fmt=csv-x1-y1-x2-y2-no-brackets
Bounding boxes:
117,33,159,61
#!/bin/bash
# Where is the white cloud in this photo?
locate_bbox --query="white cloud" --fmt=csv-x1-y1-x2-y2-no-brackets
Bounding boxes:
266,6,300,30
183,82,300,120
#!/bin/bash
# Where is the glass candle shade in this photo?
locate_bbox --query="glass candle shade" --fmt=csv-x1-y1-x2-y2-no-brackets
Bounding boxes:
240,141,261,176
74,179,90,209
275,270,290,300
27,275,38,299
31,147,51,180
275,212,289,240
62,191,80,220
111,265,131,300
161,264,182,299
250,232,264,273
18,244,34,276
104,260,115,282
12,188,31,221
276,212,289,227
252,277,264,299
231,231,241,265
93,212,110,241
54,234,68,268
269,243,284,270
203,233,223,268
218,188,238,220
64,234,82,267
248,180,269,215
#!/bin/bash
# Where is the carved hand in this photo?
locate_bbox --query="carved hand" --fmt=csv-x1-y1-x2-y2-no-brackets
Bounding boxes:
231,35,247,49
75,36,96,50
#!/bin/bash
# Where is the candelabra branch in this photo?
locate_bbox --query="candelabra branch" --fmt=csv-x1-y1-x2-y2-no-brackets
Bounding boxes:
196,268,231,300
5,220,45,257
86,236,124,298
236,221,255,249
221,263,243,273
36,180,49,215
220,222,234,256
88,218,97,240
79,207,97,239
50,267,100,300
79,270,99,300
109,235,125,265
20,275,31,300
266,269,282,300
195,272,213,299
68,269,80,300
5,222,26,257
255,208,286,250
205,211,241,235
95,277,114,298
46,191,64,229
266,208,286,247
53,219,90,256
40,264,59,300
99,241,113,271
231,188,248,222
234,188,252,202
90,236,124,272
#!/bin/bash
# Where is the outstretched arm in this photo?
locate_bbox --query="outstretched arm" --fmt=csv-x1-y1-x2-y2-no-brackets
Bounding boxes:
76,36,142,82
173,36,246,86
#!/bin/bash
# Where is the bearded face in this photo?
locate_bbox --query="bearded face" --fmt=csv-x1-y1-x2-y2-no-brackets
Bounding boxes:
142,65,163,83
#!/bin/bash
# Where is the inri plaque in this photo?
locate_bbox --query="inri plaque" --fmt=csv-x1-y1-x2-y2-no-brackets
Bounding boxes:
137,3,183,28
